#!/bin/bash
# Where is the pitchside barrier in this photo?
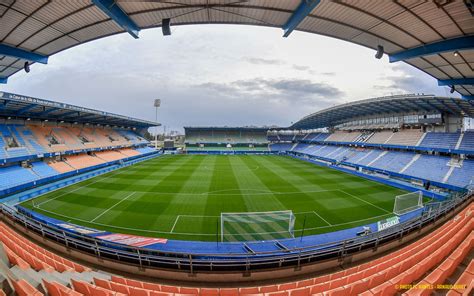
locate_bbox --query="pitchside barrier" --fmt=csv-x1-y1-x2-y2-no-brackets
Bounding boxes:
1,190,470,274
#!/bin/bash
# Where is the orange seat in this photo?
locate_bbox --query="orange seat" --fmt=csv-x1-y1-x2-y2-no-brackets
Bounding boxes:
371,281,397,296
448,268,474,295
403,281,432,296
200,288,219,296
160,285,179,293
259,285,278,293
142,282,161,291
71,279,91,295
129,287,150,296
2,243,30,270
309,283,330,294
348,279,370,295
179,287,199,294
278,282,297,291
220,288,239,296
266,291,288,296
94,278,112,290
110,282,130,294
43,279,83,296
466,259,474,274
239,287,260,295
11,279,43,296
288,287,310,296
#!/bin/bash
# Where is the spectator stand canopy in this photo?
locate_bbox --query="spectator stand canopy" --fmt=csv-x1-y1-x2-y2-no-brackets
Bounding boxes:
0,1,473,97
291,94,474,130
0,91,159,129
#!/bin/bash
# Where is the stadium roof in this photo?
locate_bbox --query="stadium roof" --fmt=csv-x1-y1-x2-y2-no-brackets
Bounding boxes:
0,91,159,128
291,94,474,130
0,1,473,98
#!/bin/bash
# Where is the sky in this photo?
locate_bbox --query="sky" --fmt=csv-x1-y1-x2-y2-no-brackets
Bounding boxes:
0,24,458,133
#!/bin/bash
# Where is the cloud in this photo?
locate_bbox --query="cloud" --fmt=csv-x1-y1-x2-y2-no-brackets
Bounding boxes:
293,65,310,71
244,57,285,65
373,64,453,97
194,78,344,107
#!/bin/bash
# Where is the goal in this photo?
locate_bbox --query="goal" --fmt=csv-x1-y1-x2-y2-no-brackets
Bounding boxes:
393,191,423,216
220,210,295,242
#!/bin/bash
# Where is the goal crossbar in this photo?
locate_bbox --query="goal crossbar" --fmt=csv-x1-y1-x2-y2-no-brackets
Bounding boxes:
220,210,295,242
393,191,423,216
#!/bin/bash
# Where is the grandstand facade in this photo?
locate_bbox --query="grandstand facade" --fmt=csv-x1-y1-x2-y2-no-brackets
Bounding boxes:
185,127,270,152
0,92,159,197
267,95,474,193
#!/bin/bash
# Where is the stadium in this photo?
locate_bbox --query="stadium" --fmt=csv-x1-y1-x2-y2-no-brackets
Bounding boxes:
0,1,473,296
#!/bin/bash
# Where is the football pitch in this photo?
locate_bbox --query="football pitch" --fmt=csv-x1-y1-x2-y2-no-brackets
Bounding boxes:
21,154,409,242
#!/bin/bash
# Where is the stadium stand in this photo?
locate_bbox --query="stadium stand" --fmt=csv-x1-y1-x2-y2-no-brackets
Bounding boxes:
459,131,474,151
45,160,74,174
0,93,158,199
0,201,471,295
420,132,461,150
385,129,425,147
185,127,268,145
0,166,37,191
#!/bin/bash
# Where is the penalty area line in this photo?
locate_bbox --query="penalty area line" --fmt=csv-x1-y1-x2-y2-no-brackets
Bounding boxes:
90,192,136,223
170,215,181,233
312,211,332,226
338,189,391,214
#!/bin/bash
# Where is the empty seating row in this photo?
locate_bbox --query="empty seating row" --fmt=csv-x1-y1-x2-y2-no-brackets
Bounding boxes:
0,222,90,273
0,165,38,190
270,143,294,151
1,124,147,161
0,203,471,296
288,143,474,188
35,203,468,296
419,132,460,150
63,154,105,170
95,150,128,162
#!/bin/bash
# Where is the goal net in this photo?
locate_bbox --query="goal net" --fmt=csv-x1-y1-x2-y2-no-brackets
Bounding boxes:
393,191,423,216
220,210,295,242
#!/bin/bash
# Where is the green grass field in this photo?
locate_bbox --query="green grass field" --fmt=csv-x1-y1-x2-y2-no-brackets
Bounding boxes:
21,155,408,242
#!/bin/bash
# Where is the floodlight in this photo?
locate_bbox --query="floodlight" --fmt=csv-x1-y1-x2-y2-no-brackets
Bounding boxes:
375,45,384,59
24,62,30,73
162,18,171,36
453,51,459,57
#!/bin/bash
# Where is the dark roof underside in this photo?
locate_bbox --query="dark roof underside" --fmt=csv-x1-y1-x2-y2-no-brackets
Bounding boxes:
0,1,473,97
0,91,158,128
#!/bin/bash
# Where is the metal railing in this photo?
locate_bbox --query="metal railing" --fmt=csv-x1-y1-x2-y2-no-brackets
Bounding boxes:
0,191,471,273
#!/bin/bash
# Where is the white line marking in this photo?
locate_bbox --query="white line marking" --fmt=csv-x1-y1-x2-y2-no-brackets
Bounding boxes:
34,208,393,237
338,189,391,214
35,167,130,208
170,215,180,233
90,192,136,223
313,211,332,226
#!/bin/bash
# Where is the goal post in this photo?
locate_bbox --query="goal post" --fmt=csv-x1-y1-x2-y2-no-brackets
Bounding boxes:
393,191,423,216
220,210,295,242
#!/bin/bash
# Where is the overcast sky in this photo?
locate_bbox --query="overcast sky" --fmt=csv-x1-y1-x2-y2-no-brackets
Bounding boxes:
1,25,458,133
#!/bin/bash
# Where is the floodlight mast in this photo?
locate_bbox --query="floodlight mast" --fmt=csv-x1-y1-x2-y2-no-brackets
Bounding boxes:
154,99,161,149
